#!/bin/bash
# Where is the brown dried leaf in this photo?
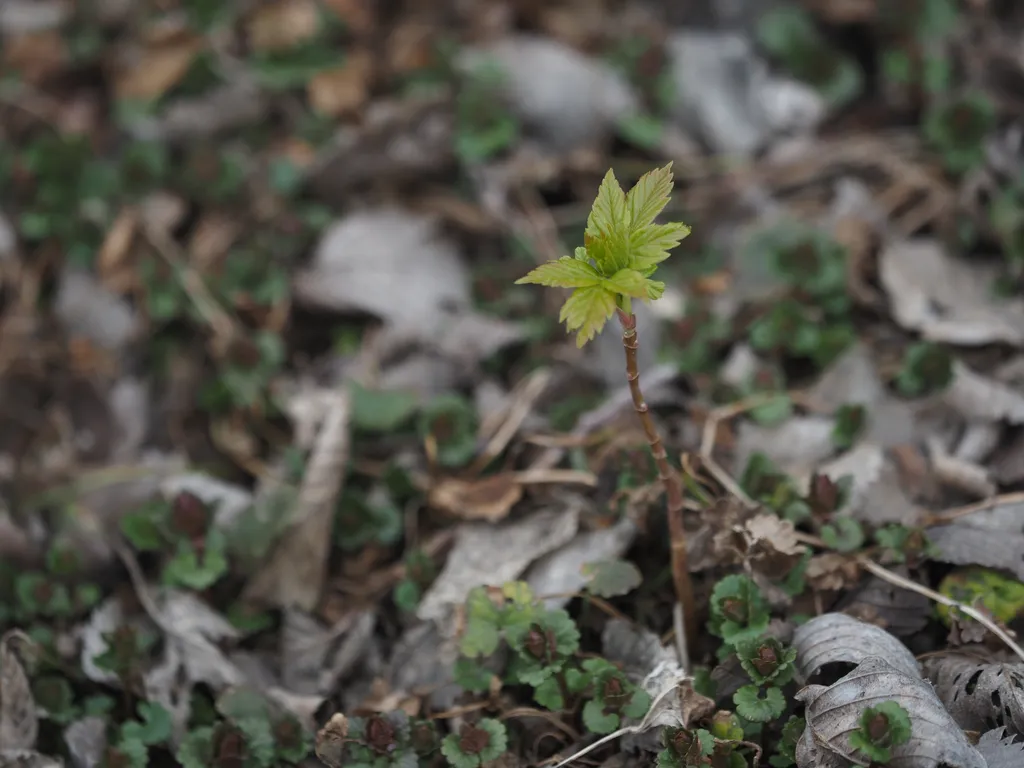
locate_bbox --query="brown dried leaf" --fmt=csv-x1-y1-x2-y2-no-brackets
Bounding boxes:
927,499,1024,580
922,652,1024,734
3,30,66,83
726,512,808,581
115,35,204,101
187,212,241,271
805,552,860,592
96,208,139,294
428,474,523,522
792,613,920,681
245,0,321,52
0,631,37,751
796,656,985,768
315,713,349,768
307,51,374,118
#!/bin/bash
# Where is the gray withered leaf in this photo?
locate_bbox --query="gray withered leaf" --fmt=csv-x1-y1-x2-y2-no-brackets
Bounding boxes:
921,651,1024,734
796,656,985,768
927,499,1024,581
0,631,38,751
975,727,1024,768
792,613,920,682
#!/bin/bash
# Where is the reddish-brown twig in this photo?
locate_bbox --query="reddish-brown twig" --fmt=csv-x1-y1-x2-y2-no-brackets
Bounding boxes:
617,308,696,652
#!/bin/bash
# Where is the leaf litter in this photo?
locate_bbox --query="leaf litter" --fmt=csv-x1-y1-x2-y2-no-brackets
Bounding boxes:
8,2,1024,766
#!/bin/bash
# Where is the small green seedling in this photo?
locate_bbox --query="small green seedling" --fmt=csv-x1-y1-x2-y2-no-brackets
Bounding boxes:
733,636,798,723
516,162,696,647
848,701,912,764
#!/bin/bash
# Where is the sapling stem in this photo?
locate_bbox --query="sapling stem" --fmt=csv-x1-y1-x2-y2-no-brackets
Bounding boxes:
514,162,696,655
616,307,696,652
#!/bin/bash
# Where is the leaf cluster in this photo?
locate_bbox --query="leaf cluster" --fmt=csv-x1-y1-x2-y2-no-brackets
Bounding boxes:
848,701,912,764
120,493,230,591
178,687,313,768
517,163,690,346
453,582,651,737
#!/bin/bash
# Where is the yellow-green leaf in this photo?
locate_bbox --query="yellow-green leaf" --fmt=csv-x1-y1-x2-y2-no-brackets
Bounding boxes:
626,163,674,232
558,284,617,347
602,268,664,302
587,168,630,238
631,221,692,269
515,256,602,288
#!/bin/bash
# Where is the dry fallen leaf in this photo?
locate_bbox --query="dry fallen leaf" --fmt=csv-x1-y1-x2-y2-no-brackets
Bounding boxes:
792,612,920,682
975,727,1024,768
187,212,241,271
114,35,204,102
726,512,808,581
417,505,581,627
428,474,523,522
796,656,985,768
879,238,1024,346
526,518,637,609
922,651,1024,734
307,50,374,118
0,631,37,751
927,499,1024,580
804,552,860,592
96,207,139,294
244,388,350,611
942,361,1024,425
245,0,321,51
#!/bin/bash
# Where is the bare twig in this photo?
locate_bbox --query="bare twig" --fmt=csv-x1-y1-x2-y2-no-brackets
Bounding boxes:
923,490,1024,527
617,308,696,653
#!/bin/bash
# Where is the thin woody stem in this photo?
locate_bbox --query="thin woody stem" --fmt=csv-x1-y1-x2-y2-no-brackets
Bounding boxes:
616,308,697,654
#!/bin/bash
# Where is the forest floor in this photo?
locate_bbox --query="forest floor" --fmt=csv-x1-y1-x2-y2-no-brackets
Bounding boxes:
2,1,1024,767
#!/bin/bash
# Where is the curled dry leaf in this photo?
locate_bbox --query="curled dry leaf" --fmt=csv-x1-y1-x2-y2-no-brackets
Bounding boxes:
796,656,985,768
942,362,1024,425
817,443,922,526
294,208,470,341
0,631,37,751
114,34,204,102
879,238,1024,346
244,389,349,611
428,474,523,523
975,727,1024,768
315,713,349,768
805,552,861,592
921,652,1024,734
723,512,808,581
792,613,920,681
927,499,1024,581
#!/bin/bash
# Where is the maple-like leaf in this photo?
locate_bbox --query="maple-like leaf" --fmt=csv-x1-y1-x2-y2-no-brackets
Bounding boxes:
631,222,692,270
516,255,603,289
558,284,617,347
517,162,690,347
626,163,674,232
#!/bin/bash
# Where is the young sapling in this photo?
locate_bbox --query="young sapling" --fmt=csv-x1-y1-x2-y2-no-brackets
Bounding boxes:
515,162,696,648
